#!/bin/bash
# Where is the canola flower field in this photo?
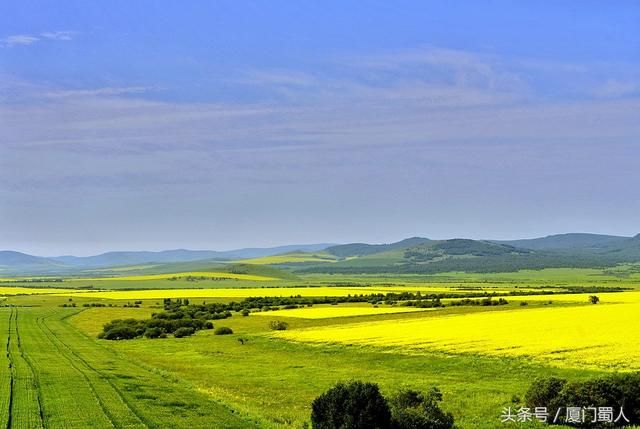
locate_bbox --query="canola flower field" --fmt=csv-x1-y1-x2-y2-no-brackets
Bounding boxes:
273,291,640,370
238,252,338,265
68,271,277,282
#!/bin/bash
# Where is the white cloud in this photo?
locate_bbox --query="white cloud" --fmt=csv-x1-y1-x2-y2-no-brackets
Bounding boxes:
2,34,40,47
1,31,76,48
40,31,76,41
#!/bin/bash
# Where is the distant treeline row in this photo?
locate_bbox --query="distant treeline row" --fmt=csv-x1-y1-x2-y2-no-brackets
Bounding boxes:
236,287,622,309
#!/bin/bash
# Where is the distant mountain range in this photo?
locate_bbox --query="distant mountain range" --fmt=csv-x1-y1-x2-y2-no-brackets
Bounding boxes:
0,243,334,275
2,233,640,276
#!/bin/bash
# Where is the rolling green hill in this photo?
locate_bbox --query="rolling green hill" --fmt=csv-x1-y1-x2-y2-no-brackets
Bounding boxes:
296,236,640,275
326,237,431,258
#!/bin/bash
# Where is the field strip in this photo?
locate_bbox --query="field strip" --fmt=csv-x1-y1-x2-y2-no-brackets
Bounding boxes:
60,310,262,428
36,311,148,429
0,309,11,428
7,308,15,429
0,288,81,296
252,306,437,319
18,308,119,428
9,308,44,429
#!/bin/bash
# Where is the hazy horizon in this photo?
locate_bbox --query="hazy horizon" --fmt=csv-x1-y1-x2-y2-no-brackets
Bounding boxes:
3,231,639,258
2,1,639,256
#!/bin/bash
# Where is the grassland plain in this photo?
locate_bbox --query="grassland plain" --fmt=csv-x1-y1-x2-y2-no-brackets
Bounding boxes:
70,302,608,429
0,270,639,428
5,265,640,292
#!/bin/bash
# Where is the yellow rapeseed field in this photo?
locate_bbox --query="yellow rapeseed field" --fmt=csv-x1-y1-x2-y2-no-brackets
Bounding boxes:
0,286,79,295
238,252,338,265
252,306,435,319
274,292,640,370
67,271,277,282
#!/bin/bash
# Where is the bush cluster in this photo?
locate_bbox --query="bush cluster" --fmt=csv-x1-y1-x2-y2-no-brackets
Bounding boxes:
98,298,226,340
448,297,508,307
310,381,454,429
269,321,289,331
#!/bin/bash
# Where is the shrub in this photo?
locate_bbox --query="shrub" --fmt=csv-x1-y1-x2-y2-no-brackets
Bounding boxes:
174,327,196,338
311,381,392,429
269,321,289,331
102,325,138,340
144,327,164,339
526,373,640,426
204,321,214,329
589,295,600,304
241,309,250,317
389,388,455,429
525,377,567,412
214,327,233,335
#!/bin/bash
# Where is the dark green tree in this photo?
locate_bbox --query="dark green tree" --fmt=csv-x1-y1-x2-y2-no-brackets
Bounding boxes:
311,381,392,429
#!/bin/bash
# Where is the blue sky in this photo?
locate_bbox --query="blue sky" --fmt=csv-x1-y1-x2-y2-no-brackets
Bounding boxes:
1,1,639,255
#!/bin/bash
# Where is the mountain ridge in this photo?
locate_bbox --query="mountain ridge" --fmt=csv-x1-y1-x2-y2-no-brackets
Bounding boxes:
3,233,640,276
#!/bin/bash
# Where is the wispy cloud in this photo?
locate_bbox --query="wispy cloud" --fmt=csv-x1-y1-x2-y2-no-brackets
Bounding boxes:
2,34,40,47
40,31,75,41
1,30,76,48
2,46,639,191
42,86,158,98
2,45,639,252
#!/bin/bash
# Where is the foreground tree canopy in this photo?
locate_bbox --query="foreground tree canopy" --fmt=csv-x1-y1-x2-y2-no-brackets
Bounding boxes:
310,381,455,429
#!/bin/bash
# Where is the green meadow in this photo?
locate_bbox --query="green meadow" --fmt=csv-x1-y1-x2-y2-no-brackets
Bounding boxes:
1,263,638,428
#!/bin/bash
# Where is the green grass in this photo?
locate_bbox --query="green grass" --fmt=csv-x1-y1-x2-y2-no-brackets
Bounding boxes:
4,265,640,292
0,269,638,428
71,301,606,428
0,303,259,428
